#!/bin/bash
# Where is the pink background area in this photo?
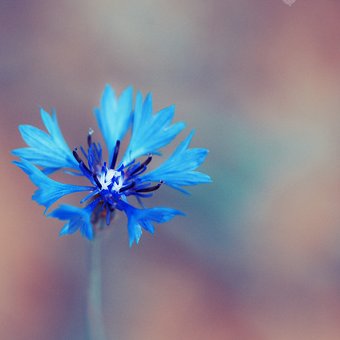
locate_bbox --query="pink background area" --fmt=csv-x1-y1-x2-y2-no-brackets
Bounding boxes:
1,1,339,339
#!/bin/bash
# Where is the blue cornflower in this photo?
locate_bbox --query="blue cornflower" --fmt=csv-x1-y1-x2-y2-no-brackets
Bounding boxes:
13,85,211,246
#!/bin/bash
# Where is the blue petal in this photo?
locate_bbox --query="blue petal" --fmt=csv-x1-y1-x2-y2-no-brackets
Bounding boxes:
12,109,79,172
13,159,93,211
119,201,184,246
94,85,133,161
121,91,185,165
49,204,94,240
140,131,212,193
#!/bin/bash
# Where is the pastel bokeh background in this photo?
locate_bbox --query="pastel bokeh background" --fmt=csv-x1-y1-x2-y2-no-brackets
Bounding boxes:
1,1,340,339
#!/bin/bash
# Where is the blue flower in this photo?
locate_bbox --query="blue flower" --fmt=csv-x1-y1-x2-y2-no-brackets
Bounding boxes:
49,204,96,240
13,85,211,246
12,109,79,174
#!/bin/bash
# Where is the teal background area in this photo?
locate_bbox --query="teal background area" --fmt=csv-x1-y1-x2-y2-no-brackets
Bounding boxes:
1,1,339,339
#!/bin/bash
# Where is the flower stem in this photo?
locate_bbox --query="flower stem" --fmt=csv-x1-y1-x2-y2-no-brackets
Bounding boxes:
87,235,106,340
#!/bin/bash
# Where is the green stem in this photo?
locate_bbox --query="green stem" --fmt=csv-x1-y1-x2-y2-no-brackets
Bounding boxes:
87,235,106,340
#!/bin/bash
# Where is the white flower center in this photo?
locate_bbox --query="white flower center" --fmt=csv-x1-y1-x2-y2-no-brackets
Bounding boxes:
98,169,123,191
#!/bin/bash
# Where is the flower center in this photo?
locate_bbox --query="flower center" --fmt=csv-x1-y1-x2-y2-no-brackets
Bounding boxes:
72,133,163,214
97,169,123,191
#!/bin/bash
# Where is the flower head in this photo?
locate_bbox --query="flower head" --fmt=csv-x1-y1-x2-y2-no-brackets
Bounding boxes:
13,85,211,246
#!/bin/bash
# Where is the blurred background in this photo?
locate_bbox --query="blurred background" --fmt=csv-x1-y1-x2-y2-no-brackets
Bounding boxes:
1,0,340,339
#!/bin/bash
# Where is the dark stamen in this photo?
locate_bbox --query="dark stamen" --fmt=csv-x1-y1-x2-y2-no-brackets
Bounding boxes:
119,181,135,193
130,165,146,177
136,181,163,193
110,140,121,169
129,155,152,176
93,175,102,189
74,148,92,175
87,128,94,147
72,148,82,163
143,154,153,167
80,162,92,176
